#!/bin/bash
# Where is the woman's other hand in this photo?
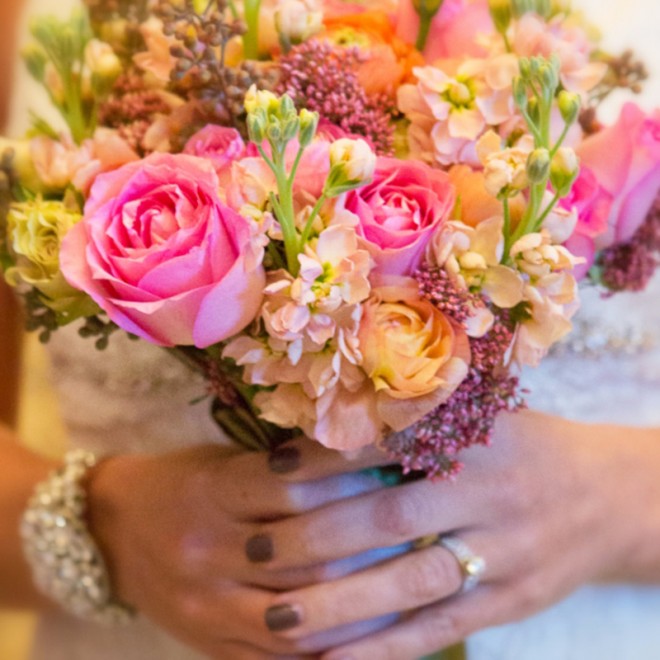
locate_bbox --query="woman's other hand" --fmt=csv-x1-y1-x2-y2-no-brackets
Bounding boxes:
86,440,398,659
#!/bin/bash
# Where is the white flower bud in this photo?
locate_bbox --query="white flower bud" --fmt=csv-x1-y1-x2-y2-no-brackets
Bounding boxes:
84,39,122,80
275,0,323,44
329,138,377,183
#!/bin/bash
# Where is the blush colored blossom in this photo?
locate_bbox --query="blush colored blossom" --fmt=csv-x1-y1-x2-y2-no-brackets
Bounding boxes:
509,13,607,95
398,56,519,166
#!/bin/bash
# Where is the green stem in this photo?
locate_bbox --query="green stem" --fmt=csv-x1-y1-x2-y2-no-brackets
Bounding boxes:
276,176,300,274
415,0,444,52
299,193,328,249
501,196,512,263
243,0,262,60
534,191,561,230
549,121,572,158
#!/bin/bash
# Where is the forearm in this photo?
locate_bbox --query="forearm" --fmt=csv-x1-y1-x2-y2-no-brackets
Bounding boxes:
0,282,23,428
0,425,58,609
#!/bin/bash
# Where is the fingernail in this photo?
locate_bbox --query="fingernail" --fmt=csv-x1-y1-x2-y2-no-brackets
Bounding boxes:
265,604,301,632
268,446,301,474
245,534,273,563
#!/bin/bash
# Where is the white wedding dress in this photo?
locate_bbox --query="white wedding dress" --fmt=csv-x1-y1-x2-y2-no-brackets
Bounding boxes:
8,0,660,658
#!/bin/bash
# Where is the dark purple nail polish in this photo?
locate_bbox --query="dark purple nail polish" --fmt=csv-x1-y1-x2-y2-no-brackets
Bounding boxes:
268,446,301,474
265,604,300,632
245,534,274,563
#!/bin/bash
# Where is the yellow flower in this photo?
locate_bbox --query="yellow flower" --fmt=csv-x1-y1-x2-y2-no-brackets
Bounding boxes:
5,198,97,320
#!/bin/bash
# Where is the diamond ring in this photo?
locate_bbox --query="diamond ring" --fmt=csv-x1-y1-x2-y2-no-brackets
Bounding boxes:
436,534,486,594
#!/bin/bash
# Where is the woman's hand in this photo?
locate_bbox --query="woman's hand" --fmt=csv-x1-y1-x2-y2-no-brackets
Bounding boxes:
241,411,660,660
86,440,399,659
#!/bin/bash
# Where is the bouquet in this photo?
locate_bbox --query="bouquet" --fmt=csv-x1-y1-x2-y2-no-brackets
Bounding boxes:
1,0,659,478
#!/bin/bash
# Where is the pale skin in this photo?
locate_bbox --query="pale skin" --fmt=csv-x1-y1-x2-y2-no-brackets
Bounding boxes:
3,5,660,658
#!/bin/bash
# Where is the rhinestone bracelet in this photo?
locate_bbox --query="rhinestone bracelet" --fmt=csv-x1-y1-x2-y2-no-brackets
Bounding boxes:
20,449,135,625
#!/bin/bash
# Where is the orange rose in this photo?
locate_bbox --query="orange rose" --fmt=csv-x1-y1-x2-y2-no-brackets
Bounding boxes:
323,11,424,97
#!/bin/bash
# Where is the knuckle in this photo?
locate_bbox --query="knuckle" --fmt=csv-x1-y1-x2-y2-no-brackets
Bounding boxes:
402,551,458,604
417,609,463,653
373,489,422,540
278,481,306,514
512,573,548,615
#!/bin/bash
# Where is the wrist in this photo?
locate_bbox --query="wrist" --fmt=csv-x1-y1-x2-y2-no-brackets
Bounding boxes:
85,452,152,609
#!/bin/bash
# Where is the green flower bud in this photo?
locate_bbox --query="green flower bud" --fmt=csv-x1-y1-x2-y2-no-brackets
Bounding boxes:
22,43,47,83
247,110,266,144
526,148,551,183
518,58,532,80
279,94,296,119
513,77,528,112
282,116,301,143
244,85,279,115
267,122,282,143
557,90,581,125
550,147,580,196
299,109,319,147
489,0,512,34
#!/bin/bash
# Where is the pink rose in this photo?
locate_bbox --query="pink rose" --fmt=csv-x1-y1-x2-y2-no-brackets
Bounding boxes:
61,153,265,348
183,125,246,183
396,0,492,61
561,167,613,279
577,103,660,245
339,157,455,274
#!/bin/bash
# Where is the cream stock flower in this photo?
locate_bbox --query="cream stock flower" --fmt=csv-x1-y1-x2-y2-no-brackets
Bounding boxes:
510,229,582,281
477,130,534,198
358,276,471,431
429,216,524,314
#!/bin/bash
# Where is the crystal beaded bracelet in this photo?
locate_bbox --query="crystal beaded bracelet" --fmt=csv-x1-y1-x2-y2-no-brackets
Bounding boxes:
20,449,135,625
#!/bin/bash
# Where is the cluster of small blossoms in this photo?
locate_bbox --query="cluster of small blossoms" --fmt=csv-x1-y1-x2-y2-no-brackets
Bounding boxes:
278,40,395,155
599,194,660,293
384,308,524,479
98,72,173,152
415,264,486,326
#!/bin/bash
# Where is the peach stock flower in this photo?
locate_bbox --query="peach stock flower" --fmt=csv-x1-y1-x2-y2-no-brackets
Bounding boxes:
398,55,519,166
30,130,139,194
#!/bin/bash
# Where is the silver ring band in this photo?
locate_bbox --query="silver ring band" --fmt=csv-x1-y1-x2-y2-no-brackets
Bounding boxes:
436,534,486,593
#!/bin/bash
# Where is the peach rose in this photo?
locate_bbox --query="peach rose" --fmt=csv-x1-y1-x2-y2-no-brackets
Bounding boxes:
358,276,470,431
